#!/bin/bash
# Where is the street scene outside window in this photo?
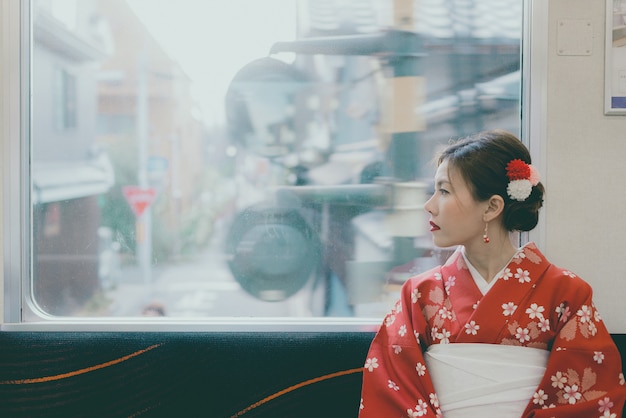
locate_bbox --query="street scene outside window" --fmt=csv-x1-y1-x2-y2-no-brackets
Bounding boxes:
29,0,522,320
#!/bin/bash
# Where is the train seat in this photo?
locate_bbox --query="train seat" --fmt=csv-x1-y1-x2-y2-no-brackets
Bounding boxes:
0,331,624,417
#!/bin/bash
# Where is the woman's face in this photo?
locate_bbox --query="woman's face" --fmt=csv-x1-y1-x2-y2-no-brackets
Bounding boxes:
423,159,487,248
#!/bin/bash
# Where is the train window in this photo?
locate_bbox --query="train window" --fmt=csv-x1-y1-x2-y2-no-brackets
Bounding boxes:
7,0,524,326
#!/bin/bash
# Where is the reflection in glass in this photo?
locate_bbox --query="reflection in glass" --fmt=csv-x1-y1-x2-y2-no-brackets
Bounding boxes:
30,0,521,319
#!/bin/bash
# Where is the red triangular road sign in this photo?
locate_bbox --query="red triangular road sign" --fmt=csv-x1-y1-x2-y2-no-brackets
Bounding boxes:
122,186,157,217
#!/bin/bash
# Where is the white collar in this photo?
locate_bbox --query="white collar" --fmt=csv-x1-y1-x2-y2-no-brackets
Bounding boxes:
461,247,520,295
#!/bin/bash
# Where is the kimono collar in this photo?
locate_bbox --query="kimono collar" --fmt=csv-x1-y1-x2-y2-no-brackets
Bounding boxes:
461,246,524,295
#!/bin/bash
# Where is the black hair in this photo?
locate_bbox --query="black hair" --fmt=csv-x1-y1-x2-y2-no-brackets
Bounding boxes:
438,129,544,232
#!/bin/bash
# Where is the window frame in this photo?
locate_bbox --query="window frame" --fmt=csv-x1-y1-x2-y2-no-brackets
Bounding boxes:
1,0,546,331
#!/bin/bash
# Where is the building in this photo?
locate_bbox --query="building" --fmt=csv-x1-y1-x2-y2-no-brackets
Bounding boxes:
31,0,114,315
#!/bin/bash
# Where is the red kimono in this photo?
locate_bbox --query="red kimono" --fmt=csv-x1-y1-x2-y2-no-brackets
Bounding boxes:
359,243,626,417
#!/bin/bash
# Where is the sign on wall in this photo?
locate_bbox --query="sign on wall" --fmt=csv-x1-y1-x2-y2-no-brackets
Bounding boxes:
606,0,626,114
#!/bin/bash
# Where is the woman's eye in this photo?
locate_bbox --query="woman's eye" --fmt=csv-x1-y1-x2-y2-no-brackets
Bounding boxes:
439,188,449,195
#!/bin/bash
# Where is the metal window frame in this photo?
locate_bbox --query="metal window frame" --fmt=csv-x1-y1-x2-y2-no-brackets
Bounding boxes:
522,0,548,250
3,0,32,325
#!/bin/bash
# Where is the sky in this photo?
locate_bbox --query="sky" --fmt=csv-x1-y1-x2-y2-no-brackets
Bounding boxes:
126,0,297,124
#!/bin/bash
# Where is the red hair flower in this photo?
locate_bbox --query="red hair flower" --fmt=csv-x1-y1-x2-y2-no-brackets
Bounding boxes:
506,159,531,181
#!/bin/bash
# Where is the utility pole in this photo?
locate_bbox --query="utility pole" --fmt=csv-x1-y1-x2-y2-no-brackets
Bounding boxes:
270,7,427,266
385,0,426,264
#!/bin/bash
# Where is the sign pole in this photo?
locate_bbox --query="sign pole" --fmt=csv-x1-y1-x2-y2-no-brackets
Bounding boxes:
123,186,157,285
136,40,152,285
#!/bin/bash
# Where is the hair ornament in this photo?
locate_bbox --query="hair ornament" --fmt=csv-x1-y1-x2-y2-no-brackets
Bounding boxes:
505,159,539,201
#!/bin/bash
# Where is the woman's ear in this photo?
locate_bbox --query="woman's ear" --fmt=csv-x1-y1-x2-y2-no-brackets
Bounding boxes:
484,195,505,222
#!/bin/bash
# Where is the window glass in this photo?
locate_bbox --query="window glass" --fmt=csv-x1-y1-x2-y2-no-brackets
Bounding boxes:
55,69,78,129
29,0,522,319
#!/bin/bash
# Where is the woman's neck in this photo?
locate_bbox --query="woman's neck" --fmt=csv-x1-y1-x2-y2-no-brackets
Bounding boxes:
463,235,518,283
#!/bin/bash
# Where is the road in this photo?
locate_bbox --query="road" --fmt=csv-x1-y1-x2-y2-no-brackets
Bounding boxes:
99,214,374,318
104,246,325,318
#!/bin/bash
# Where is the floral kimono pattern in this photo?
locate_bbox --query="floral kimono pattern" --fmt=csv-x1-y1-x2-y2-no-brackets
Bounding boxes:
359,243,626,417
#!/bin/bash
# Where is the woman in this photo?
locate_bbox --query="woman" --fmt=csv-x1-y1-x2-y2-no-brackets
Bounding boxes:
358,130,626,417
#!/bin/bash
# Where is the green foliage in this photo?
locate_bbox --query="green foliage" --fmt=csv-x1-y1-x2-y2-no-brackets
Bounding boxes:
100,137,138,255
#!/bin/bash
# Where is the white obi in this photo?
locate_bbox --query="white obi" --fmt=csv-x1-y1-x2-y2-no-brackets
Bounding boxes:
424,343,549,417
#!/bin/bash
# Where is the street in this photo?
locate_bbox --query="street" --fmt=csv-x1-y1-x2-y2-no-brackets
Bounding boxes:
104,245,321,318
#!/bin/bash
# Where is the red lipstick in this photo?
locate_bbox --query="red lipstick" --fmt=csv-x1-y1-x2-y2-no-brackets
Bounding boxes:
429,221,440,231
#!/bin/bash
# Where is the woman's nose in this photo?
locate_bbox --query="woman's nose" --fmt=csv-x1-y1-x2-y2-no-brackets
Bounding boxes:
423,194,434,214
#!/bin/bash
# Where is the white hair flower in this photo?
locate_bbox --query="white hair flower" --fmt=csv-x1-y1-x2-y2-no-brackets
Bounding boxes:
507,179,533,201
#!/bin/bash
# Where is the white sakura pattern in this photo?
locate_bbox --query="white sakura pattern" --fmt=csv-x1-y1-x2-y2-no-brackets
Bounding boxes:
533,389,548,405
620,372,625,385
444,276,455,293
436,328,451,344
414,330,420,342
434,273,442,281
439,306,452,319
515,268,531,283
563,270,576,278
395,301,403,313
438,306,453,320
411,288,421,304
429,393,440,408
538,317,551,332
406,408,420,417
464,320,480,335
526,303,545,319
502,302,517,316
594,351,605,364
416,362,426,376
407,399,428,417
551,371,567,388
364,357,379,372
388,380,399,391
393,345,402,354
399,325,407,337
515,327,531,343
499,268,513,281
600,411,617,418
562,384,581,404
577,305,592,323
594,309,602,322
430,327,439,341
385,314,396,327
598,396,614,413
